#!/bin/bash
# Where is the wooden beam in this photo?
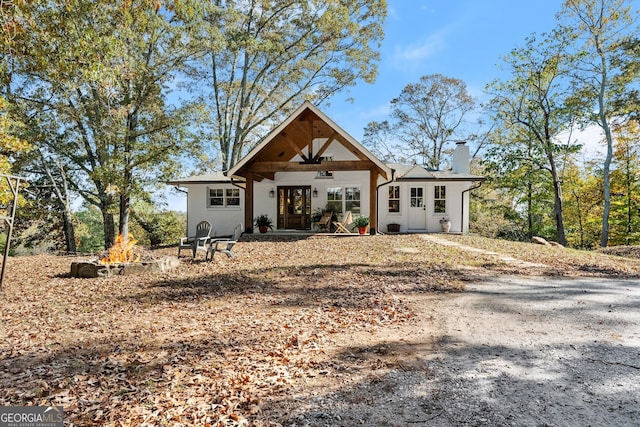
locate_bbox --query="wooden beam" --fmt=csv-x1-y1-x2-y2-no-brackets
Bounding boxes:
244,172,254,234
250,160,374,172
313,131,337,160
369,169,378,235
307,119,313,159
282,133,308,161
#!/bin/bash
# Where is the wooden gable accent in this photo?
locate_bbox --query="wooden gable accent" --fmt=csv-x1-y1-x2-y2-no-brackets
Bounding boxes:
230,106,388,181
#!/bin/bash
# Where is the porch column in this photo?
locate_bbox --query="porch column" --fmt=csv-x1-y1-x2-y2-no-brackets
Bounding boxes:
369,169,378,235
244,172,254,234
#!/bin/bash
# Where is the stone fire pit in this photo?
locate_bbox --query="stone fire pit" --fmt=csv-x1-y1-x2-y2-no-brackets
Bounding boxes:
70,256,180,278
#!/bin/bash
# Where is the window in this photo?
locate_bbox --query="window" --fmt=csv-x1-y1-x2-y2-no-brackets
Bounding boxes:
410,187,424,207
208,187,240,208
316,155,333,178
326,187,342,213
226,188,240,206
388,186,400,213
208,188,224,207
345,187,361,215
434,185,446,213
326,186,360,215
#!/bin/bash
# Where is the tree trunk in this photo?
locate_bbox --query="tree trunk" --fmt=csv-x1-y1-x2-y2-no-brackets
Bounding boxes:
38,151,77,253
101,200,115,249
548,152,567,246
600,119,613,248
119,191,130,241
62,211,77,253
553,179,567,246
527,174,533,241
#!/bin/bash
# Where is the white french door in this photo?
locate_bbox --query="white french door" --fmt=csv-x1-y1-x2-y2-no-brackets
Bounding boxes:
408,186,427,230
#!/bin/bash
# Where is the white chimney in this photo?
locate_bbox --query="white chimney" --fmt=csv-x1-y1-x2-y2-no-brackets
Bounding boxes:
452,141,470,174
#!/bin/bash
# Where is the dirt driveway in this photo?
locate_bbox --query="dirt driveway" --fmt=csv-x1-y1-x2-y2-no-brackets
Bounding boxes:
281,276,640,426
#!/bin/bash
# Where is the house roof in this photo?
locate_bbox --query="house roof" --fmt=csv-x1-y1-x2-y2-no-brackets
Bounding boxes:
387,163,485,181
167,172,241,186
227,101,392,181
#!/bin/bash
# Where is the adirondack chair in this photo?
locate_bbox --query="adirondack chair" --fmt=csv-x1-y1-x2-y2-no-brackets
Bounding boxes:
332,211,353,233
178,220,212,258
206,223,243,261
316,212,332,232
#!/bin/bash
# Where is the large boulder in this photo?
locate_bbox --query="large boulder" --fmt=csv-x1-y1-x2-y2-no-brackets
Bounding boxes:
531,236,551,246
531,236,564,248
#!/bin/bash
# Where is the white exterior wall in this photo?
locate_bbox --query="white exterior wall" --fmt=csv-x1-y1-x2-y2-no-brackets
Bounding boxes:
184,183,245,237
253,170,371,230
184,178,474,235
378,180,473,234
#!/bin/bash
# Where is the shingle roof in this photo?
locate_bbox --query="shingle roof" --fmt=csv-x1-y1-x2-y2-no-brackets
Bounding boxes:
167,172,240,185
386,163,484,181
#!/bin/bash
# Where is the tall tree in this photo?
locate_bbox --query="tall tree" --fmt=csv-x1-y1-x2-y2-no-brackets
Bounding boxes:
2,1,200,248
482,126,554,241
391,74,475,169
362,120,403,163
562,160,604,248
558,0,638,247
486,30,581,246
609,119,640,245
189,0,387,171
363,74,475,169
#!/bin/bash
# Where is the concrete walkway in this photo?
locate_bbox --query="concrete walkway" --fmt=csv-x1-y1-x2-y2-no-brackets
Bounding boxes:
420,234,547,268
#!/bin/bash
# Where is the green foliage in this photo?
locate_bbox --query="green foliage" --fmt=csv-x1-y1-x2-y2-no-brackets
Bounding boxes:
562,161,604,248
254,214,273,229
3,0,201,248
74,205,105,253
353,216,370,227
608,120,640,245
558,0,638,247
485,29,582,246
310,207,324,223
130,202,186,247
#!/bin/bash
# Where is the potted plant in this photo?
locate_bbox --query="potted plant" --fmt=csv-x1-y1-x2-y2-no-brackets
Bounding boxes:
439,216,451,232
254,214,273,233
353,216,370,235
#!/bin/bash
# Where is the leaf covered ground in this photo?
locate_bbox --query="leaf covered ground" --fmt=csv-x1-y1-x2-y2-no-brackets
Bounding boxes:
1,234,639,426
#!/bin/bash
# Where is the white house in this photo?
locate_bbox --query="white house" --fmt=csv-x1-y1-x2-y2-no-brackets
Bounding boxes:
168,101,484,237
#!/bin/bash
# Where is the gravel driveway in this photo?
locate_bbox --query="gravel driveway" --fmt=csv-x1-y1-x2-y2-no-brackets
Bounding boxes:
418,276,640,426
286,275,640,426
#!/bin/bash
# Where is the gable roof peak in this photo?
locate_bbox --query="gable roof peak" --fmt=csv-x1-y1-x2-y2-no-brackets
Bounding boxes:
228,101,391,179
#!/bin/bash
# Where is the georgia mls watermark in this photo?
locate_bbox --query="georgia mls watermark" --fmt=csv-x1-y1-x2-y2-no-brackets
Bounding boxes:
0,406,63,427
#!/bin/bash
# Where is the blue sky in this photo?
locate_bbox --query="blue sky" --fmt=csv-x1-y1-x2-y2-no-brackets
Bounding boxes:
323,0,565,140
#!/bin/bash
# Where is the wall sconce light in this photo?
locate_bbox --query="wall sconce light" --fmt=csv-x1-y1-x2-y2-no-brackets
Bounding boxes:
312,187,318,198
269,188,275,198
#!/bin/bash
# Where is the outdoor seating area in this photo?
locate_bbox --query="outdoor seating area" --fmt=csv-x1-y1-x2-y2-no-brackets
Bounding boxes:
178,221,244,261
178,214,366,258
177,220,212,258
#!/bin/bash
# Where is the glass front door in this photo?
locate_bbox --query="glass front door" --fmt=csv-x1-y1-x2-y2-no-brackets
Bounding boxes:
277,186,311,230
408,186,427,230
